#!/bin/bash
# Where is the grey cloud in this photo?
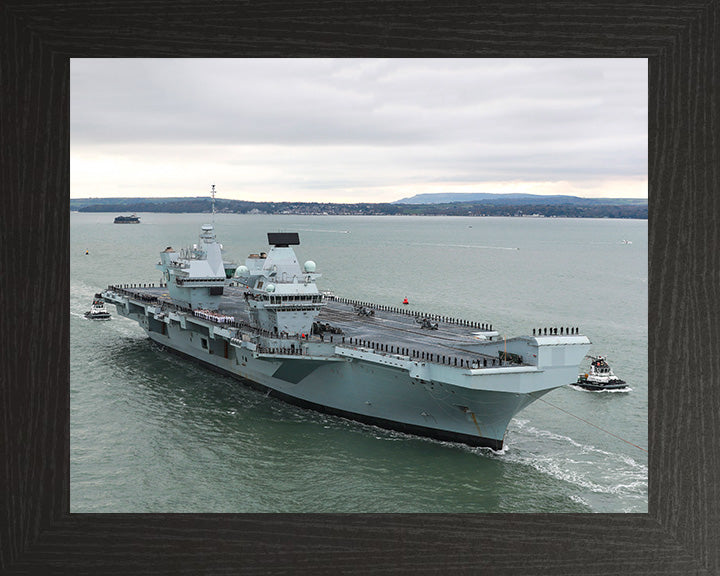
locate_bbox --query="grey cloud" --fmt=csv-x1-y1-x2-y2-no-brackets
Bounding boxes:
71,58,647,192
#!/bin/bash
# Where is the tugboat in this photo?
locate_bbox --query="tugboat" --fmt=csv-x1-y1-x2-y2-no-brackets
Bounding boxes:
85,294,111,320
575,356,627,390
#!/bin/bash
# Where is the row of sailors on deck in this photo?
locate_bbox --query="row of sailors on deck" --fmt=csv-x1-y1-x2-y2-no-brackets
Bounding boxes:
533,327,579,336
194,309,235,323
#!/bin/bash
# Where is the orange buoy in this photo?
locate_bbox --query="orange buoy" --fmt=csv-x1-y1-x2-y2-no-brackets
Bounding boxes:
402,298,409,305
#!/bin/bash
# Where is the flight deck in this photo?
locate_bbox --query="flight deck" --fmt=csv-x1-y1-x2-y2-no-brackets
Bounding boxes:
108,283,520,369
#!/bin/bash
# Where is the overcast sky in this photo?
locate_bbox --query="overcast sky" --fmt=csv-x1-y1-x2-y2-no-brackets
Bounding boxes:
71,58,647,203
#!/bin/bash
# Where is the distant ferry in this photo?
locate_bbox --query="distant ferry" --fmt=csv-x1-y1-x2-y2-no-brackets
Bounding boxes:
114,214,140,224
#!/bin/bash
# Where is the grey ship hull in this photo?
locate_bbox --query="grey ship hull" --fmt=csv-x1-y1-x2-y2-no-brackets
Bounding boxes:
104,285,590,450
148,335,523,449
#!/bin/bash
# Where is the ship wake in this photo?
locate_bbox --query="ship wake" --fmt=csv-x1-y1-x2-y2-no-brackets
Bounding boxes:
494,419,648,511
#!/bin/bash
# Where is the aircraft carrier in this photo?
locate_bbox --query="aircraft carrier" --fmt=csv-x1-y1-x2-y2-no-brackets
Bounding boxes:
101,198,590,450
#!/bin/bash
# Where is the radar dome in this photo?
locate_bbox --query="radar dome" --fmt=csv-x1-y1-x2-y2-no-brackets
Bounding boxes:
234,265,249,277
304,260,316,273
266,283,275,293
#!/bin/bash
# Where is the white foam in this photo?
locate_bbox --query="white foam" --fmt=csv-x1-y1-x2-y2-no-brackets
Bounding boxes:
500,419,648,503
568,384,632,393
502,448,647,496
569,494,590,507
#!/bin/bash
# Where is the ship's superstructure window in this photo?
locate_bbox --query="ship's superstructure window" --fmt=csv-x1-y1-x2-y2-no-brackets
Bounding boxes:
263,294,321,305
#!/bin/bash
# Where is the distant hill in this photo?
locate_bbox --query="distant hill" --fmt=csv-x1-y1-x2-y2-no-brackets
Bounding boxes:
70,197,207,211
393,192,648,205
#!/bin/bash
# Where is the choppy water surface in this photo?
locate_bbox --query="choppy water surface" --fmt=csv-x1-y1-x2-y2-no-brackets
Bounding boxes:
71,213,647,512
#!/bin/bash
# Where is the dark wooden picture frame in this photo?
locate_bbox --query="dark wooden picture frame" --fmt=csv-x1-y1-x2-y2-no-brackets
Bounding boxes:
1,2,718,574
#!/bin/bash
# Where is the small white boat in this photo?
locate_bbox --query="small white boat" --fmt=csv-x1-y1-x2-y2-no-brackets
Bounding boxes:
85,294,111,320
575,356,627,390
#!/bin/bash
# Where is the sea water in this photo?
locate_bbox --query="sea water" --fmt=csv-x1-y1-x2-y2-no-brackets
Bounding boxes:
70,213,648,513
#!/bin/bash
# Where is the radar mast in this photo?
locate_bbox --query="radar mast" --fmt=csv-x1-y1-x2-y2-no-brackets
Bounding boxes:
211,183,216,227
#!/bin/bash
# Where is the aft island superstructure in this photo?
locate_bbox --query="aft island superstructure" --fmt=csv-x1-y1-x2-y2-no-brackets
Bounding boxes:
102,223,590,450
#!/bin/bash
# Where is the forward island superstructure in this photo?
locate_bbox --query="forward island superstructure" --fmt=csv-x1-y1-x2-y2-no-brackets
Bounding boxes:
102,221,590,450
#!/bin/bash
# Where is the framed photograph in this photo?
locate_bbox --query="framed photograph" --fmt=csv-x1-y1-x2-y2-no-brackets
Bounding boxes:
2,2,716,574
